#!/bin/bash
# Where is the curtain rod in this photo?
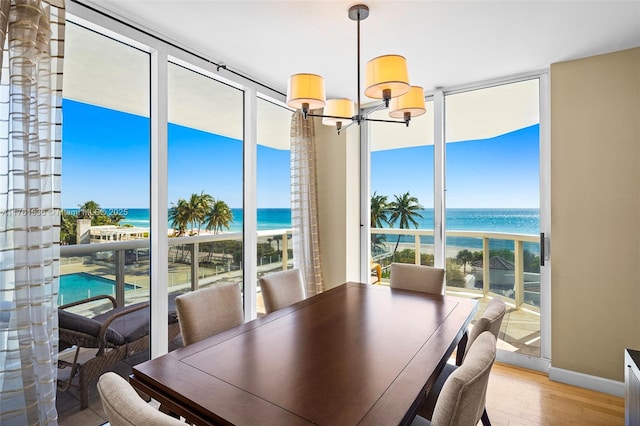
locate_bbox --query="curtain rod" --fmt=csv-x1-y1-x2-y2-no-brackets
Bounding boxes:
69,0,286,98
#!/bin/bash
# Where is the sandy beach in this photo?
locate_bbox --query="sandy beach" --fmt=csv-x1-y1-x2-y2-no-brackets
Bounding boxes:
374,240,482,260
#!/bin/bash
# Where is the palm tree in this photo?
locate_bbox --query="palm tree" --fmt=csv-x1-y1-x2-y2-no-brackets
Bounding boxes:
388,192,424,256
109,213,125,225
370,191,391,228
78,200,101,219
169,198,190,236
77,200,112,225
188,192,213,235
205,199,234,234
370,192,392,255
60,210,77,245
456,249,474,273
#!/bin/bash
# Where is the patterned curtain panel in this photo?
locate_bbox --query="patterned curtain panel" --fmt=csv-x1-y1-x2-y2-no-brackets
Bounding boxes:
0,1,65,424
290,111,323,296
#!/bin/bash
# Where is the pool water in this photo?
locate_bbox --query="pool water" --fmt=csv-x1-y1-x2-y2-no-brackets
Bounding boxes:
59,273,137,305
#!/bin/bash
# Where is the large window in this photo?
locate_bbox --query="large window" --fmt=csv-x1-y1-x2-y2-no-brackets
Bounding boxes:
58,6,299,421
367,78,545,361
256,98,293,315
166,62,244,337
61,21,151,310
369,102,435,282
445,79,541,357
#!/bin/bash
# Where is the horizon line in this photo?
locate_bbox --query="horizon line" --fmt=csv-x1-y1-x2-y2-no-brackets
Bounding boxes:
61,206,541,210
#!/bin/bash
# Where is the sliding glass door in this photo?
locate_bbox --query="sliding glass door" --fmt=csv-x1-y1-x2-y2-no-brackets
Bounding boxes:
365,75,550,366
445,78,544,360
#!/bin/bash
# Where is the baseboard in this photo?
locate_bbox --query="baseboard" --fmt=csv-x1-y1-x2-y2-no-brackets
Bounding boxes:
496,351,550,373
548,366,624,397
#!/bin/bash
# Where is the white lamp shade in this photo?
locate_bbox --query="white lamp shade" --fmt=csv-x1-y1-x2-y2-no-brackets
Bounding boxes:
364,55,410,100
286,73,326,110
322,99,355,126
389,86,426,118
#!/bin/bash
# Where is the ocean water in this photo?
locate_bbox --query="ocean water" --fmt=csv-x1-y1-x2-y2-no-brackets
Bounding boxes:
63,207,538,236
376,208,540,251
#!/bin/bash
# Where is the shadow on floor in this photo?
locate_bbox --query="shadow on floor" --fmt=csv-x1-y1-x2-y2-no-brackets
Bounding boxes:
57,351,149,426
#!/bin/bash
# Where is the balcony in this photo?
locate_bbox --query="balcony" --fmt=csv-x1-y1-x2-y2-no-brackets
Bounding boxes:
59,229,294,316
371,227,541,357
60,227,540,356
57,229,294,418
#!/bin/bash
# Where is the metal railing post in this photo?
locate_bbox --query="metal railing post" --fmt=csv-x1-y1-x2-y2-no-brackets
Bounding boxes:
414,235,421,265
482,237,490,296
514,240,524,307
282,233,289,270
115,249,125,306
191,241,199,291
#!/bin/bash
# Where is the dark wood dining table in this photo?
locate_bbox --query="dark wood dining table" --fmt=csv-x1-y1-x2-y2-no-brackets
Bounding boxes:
130,282,477,425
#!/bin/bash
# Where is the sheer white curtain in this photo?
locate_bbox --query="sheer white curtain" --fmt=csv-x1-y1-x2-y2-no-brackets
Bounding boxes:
290,111,323,296
0,1,65,424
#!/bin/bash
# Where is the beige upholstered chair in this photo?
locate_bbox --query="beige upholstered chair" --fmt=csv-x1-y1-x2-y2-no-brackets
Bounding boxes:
259,268,306,314
421,298,506,425
459,297,506,364
413,331,497,426
97,372,184,426
389,263,446,295
175,283,244,346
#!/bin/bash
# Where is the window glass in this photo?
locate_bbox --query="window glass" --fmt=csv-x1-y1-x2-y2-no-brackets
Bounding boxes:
61,21,150,309
369,102,434,283
445,79,541,357
167,63,244,342
256,98,292,315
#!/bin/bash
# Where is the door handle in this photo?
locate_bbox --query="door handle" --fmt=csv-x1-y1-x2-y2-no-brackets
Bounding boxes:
540,233,549,266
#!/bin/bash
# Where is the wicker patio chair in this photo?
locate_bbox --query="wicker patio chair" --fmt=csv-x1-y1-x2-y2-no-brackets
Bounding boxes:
57,294,181,409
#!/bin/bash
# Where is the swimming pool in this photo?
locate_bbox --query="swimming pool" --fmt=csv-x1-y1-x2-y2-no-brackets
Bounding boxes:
59,273,138,305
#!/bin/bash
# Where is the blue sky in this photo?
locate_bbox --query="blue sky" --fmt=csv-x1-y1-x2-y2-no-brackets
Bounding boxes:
371,125,540,209
62,99,290,208
62,99,539,210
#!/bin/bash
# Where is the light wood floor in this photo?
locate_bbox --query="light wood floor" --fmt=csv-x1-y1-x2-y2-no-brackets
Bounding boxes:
486,363,624,425
58,361,625,425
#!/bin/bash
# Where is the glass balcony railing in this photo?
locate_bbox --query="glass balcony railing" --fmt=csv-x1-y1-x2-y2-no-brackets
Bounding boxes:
60,228,540,356
371,227,542,357
59,230,293,313
371,228,540,307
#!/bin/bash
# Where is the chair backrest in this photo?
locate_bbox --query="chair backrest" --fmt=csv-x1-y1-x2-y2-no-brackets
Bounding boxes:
259,268,306,314
175,283,244,346
431,331,497,426
462,297,506,363
389,263,445,295
97,372,184,426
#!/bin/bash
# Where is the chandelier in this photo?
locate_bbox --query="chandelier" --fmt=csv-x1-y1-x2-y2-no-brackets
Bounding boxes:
286,4,426,134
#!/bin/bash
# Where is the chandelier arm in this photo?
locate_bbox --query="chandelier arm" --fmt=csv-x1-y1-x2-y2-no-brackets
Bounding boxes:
362,117,410,126
360,101,387,118
340,120,357,131
308,112,356,122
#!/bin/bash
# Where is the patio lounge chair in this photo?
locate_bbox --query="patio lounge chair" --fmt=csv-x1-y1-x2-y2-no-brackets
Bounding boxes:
57,294,181,409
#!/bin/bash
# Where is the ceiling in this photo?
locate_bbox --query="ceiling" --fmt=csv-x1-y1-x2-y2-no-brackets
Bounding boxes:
81,0,640,101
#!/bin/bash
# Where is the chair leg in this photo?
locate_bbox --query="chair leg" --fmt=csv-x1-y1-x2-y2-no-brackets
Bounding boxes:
481,407,491,426
456,331,468,366
79,369,88,410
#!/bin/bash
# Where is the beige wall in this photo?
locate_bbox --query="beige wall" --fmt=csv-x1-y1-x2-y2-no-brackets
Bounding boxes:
315,120,361,290
551,47,640,381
